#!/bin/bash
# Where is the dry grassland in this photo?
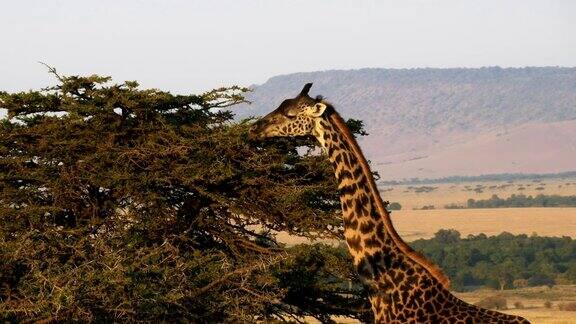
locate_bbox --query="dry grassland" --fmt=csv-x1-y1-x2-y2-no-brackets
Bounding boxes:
277,207,576,246
277,178,576,244
456,285,576,324
284,179,576,323
380,178,576,241
382,178,576,210
391,207,576,241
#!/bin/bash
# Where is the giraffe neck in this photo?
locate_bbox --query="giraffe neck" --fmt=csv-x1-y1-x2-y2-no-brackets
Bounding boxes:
318,119,394,263
314,113,443,318
311,110,529,323
315,111,449,286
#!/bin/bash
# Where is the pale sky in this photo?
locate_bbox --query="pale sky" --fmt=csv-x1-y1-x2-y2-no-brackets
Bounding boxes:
1,0,576,94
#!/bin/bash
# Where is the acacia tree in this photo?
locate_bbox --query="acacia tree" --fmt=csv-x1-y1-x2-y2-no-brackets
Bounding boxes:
0,70,371,322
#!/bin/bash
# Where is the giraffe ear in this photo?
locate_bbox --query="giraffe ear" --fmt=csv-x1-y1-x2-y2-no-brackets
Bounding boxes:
300,83,313,96
308,102,326,117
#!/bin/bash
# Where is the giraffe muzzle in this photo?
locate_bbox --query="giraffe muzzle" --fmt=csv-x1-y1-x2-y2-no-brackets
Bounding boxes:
248,122,265,140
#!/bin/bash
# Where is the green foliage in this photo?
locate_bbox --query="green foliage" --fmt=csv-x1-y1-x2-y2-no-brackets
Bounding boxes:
467,194,576,208
444,203,465,209
408,186,438,193
273,244,371,323
434,229,461,244
0,71,370,322
387,202,402,211
411,230,576,291
344,119,368,136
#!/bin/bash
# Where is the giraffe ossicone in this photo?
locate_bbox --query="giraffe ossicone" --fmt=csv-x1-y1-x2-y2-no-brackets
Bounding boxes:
249,83,529,323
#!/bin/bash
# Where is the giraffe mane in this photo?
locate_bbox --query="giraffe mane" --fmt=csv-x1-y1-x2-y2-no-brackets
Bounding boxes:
325,104,451,288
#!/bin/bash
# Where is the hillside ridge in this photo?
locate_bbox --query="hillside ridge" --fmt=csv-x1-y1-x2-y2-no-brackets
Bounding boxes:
235,67,576,180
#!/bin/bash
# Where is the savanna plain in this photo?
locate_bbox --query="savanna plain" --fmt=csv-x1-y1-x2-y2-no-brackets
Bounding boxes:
288,177,576,323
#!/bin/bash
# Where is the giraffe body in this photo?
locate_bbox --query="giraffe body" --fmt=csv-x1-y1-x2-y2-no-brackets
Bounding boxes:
249,83,530,323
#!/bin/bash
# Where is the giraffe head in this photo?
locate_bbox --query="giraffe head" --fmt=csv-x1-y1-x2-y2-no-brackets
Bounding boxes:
249,83,329,141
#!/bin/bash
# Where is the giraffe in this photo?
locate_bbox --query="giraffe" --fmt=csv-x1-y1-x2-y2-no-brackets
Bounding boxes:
249,83,530,323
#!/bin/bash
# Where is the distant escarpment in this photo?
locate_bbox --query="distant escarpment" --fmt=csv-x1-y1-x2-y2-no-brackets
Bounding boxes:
235,67,576,180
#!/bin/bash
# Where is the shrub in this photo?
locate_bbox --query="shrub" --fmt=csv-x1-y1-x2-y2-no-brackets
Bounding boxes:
513,301,524,309
528,275,555,287
513,279,528,289
444,203,465,209
475,296,507,310
413,186,437,193
387,202,402,211
544,300,552,308
466,194,576,208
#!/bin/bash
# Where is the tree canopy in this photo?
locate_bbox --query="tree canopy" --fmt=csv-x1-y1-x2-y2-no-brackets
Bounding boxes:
411,230,576,291
0,70,371,322
466,194,576,208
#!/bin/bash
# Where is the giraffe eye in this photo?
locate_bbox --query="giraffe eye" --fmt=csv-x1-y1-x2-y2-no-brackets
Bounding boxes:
286,109,298,117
